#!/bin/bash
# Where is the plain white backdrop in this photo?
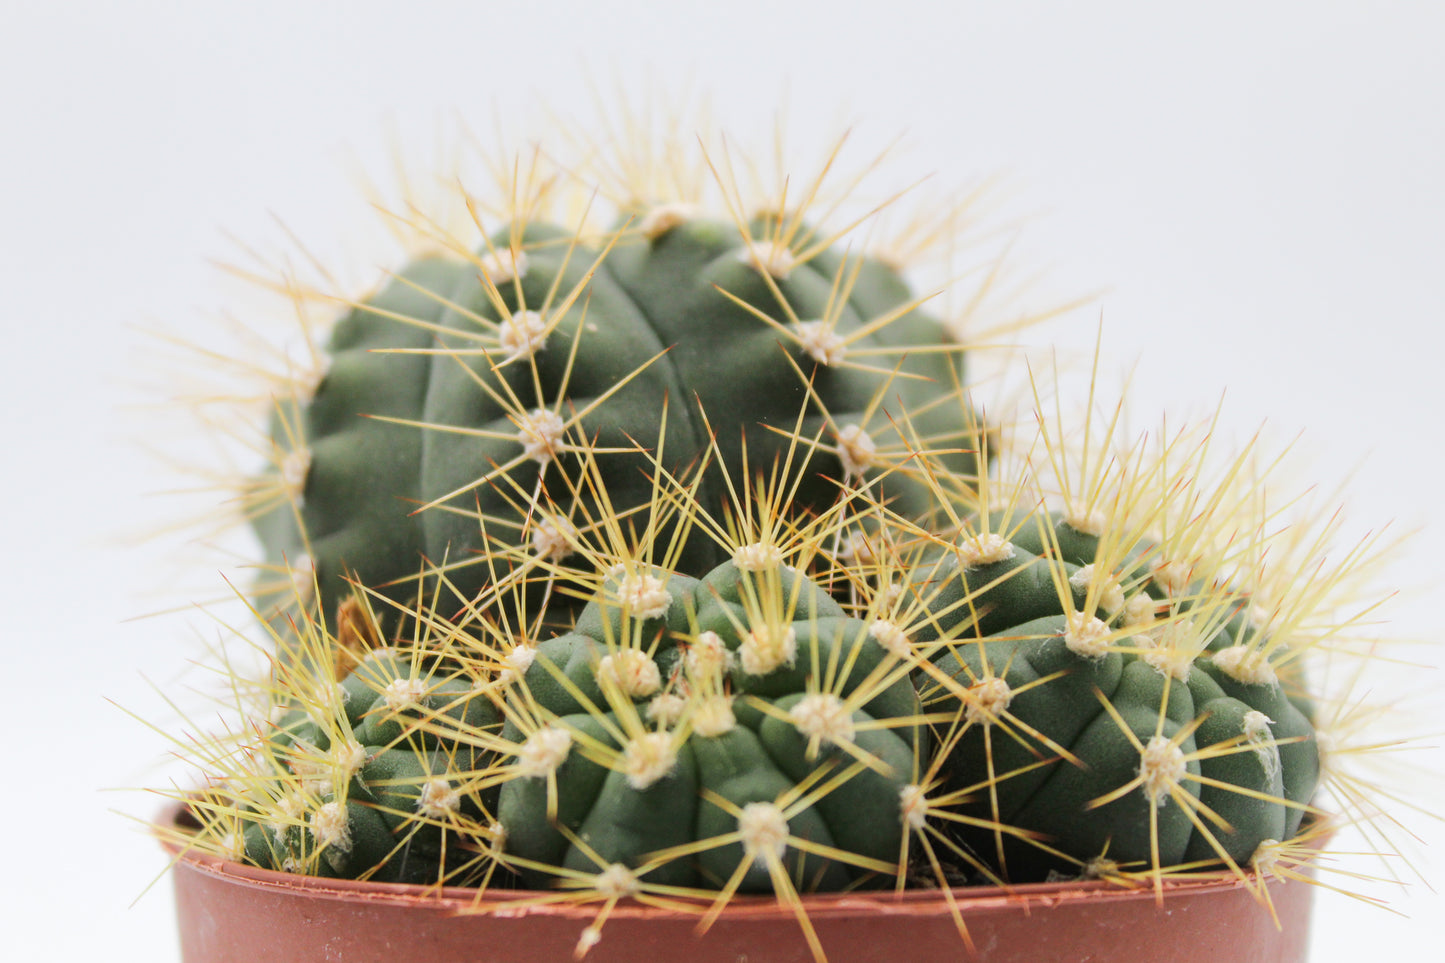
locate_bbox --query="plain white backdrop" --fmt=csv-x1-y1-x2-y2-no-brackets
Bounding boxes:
3,2,1440,960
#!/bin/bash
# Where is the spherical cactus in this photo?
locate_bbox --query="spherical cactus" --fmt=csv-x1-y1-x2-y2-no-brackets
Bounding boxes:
496,556,923,895
903,427,1325,883
251,148,989,633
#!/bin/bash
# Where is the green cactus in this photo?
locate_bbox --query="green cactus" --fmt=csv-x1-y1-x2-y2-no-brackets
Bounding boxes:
146,112,1413,963
901,429,1324,883
255,197,985,634
496,556,922,893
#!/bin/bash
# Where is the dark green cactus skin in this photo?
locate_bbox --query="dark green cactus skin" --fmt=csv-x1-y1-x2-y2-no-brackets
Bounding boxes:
255,217,981,627
499,561,921,892
240,651,503,883
918,512,1319,879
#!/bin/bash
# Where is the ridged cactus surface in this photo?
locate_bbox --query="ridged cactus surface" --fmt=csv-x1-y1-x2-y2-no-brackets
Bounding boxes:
258,210,981,629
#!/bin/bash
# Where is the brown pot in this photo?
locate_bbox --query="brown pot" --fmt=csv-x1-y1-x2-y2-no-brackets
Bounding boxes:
160,805,1318,963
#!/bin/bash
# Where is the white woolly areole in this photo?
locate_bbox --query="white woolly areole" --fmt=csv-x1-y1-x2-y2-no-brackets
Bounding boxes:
530,515,577,561
788,693,855,747
957,532,1015,570
594,862,640,900
383,676,428,712
691,695,737,737
417,778,461,818
503,644,537,680
738,802,790,865
836,423,877,478
965,677,1013,725
739,624,797,676
899,784,929,830
517,725,573,777
623,731,677,790
686,631,733,679
330,739,368,777
517,408,566,464
597,649,662,699
1063,507,1109,537
479,247,528,285
1139,642,1195,682
616,571,672,620
487,820,508,857
646,692,688,727
498,309,548,361
1139,736,1187,806
1139,620,1198,681
1083,855,1121,880
792,320,847,366
1213,645,1279,686
1151,560,1193,597
216,831,245,861
277,793,306,823
1122,593,1161,627
310,801,352,852
640,202,695,239
739,239,796,279
280,447,311,502
734,541,784,571
1070,565,1126,614
1064,612,1113,659
1242,710,1281,779
1251,838,1284,878
869,619,911,659
837,530,877,564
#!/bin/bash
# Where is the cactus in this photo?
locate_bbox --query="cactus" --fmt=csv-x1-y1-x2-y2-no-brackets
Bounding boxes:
251,136,993,634
148,110,1417,963
888,390,1335,889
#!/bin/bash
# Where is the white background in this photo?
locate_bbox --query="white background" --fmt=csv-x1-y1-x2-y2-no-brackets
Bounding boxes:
3,2,1440,960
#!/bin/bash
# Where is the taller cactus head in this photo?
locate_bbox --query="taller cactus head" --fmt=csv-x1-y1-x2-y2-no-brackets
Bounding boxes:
247,130,1007,633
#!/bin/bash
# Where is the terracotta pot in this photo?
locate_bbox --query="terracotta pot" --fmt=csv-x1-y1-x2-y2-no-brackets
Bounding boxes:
160,805,1318,963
